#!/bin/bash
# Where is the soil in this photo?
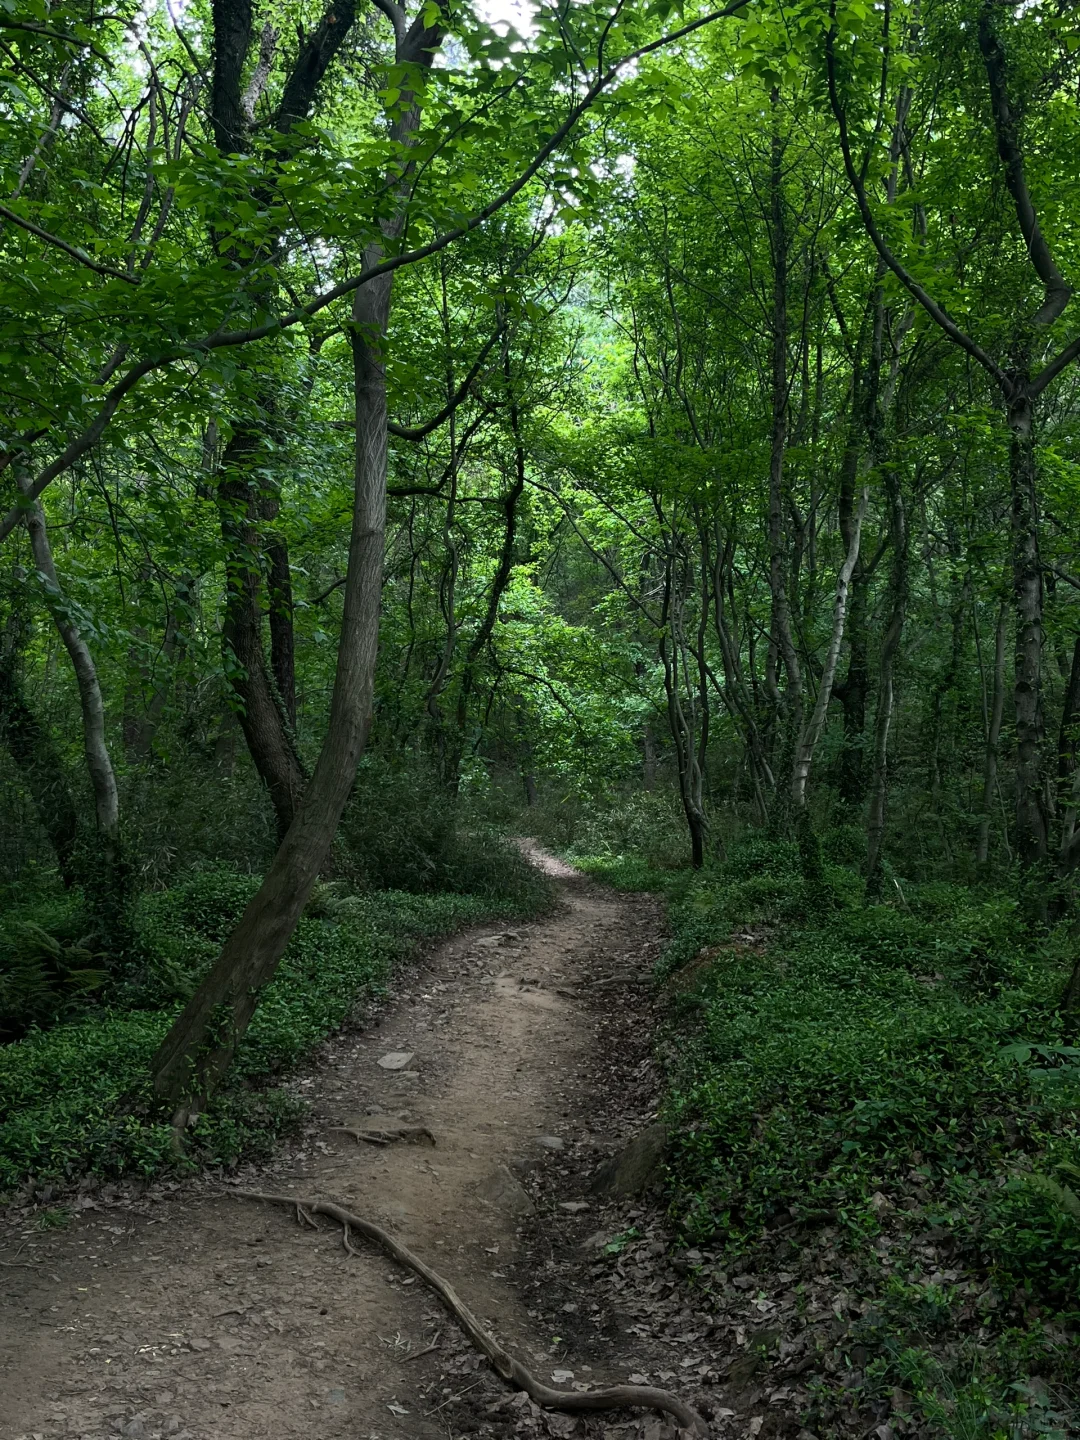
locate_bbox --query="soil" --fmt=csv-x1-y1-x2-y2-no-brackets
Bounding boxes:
1,847,748,1440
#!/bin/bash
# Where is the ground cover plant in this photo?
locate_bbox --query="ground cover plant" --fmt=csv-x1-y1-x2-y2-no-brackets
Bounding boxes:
575,835,1079,1437
0,834,552,1195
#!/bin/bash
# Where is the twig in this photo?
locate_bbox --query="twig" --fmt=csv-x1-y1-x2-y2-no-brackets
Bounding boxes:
332,1123,436,1147
425,1379,484,1415
238,1191,709,1436
403,1331,441,1361
0,1243,37,1267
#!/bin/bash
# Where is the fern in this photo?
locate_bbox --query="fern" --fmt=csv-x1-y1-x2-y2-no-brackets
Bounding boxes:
1026,1167,1080,1222
0,921,107,1041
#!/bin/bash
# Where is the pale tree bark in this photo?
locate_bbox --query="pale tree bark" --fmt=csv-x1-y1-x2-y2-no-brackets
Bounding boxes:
790,486,868,848
17,476,119,847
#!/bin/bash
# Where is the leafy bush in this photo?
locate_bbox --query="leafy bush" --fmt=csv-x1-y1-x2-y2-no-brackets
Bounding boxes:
340,758,555,912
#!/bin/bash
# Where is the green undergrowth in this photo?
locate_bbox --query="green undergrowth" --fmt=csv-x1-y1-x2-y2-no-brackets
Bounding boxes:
579,835,1080,1438
0,837,552,1195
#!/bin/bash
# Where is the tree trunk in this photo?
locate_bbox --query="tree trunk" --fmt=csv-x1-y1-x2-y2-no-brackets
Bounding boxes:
18,478,130,945
266,531,297,730
148,257,394,1117
1055,635,1080,865
146,1,443,1112
218,436,306,841
1008,391,1050,916
976,597,1008,871
660,550,708,870
833,414,869,805
791,487,867,819
865,465,908,896
17,481,119,846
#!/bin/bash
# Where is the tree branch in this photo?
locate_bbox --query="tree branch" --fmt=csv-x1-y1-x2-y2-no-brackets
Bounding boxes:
824,4,1008,393
977,2,1072,328
0,201,138,283
388,329,499,439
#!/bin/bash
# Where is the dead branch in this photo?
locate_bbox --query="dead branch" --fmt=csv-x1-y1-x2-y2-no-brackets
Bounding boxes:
331,1121,436,1147
237,1190,709,1436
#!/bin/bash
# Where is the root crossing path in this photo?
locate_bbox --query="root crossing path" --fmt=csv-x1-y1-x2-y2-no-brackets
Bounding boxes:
0,848,672,1440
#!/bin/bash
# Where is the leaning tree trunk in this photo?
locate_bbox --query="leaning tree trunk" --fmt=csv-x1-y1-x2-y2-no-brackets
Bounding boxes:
144,0,443,1109
17,477,130,945
148,259,395,1119
18,482,119,846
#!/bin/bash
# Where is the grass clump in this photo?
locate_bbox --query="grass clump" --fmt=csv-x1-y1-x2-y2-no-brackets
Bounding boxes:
0,845,552,1194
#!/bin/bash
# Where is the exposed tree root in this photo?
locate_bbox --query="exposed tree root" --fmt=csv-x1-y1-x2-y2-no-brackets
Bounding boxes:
238,1191,709,1436
331,1121,436,1147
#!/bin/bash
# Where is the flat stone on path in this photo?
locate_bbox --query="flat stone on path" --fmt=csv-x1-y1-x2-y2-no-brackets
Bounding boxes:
377,1050,415,1070
536,1135,565,1151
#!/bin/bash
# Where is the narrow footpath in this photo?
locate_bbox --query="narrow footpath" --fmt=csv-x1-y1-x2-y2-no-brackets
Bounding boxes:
1,848,701,1440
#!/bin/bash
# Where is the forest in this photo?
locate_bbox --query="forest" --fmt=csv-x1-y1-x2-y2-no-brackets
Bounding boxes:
1,0,1079,1435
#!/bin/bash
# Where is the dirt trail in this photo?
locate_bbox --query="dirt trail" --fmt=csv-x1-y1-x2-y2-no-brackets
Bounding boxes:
0,848,669,1440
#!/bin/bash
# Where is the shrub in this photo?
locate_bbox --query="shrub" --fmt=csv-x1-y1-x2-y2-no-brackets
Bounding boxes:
340,758,554,911
652,838,1078,1305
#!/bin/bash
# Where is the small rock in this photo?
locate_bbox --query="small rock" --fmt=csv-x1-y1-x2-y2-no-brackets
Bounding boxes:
589,1123,669,1198
536,1135,565,1152
478,1165,535,1215
123,1419,146,1440
559,1200,589,1212
378,1051,416,1070
580,1230,610,1251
